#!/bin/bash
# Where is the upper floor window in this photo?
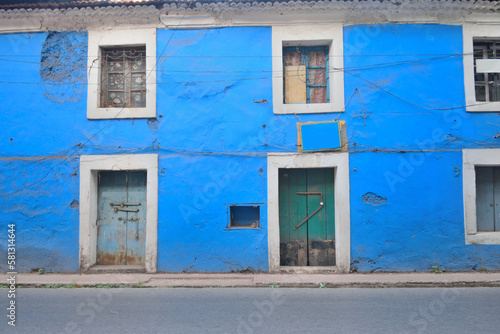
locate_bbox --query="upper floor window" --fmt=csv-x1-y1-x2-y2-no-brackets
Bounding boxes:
87,28,156,119
272,24,343,115
101,46,147,108
283,46,329,104
474,39,500,103
463,25,500,112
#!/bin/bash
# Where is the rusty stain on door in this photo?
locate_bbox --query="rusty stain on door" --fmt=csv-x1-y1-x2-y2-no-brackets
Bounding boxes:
96,171,146,265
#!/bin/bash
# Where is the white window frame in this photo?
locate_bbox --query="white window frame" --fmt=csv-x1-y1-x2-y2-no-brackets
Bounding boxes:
87,28,156,119
463,149,500,244
79,154,158,272
267,152,350,272
463,24,500,112
272,24,344,115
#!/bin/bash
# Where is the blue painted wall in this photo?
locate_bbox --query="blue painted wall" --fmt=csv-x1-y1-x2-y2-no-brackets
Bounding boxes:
0,32,87,273
0,28,278,273
344,24,500,271
0,24,499,272
155,27,274,272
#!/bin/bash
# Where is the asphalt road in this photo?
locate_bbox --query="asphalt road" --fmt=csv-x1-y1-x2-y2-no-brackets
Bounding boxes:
0,287,499,334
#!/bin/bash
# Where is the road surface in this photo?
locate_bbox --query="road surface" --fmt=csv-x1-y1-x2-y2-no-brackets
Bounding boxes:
1,287,499,333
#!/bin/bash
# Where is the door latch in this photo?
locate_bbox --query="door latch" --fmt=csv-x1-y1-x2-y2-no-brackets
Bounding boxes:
110,202,141,213
294,192,324,231
110,202,141,206
114,207,139,213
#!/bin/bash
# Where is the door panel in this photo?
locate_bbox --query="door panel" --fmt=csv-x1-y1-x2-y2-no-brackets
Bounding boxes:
97,171,128,265
495,168,500,232
325,170,335,240
476,166,500,232
279,168,335,266
307,169,329,266
279,169,308,266
476,167,495,232
294,169,308,266
96,171,146,266
125,171,147,265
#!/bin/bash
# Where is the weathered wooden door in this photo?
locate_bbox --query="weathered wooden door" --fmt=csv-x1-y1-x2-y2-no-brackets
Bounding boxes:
279,168,335,266
96,171,147,265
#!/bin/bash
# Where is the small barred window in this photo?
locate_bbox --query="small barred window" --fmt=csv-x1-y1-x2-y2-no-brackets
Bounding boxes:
100,46,146,108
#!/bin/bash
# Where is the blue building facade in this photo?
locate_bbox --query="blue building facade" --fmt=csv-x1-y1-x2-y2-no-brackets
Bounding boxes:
1,1,500,273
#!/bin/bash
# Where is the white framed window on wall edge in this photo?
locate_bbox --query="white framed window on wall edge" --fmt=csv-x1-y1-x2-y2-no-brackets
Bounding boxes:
272,24,344,115
463,24,500,112
463,149,500,244
87,28,156,119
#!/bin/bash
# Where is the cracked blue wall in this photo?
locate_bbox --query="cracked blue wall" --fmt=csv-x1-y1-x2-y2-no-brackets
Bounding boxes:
1,24,499,273
345,24,500,271
0,32,86,273
0,28,277,273
155,27,274,272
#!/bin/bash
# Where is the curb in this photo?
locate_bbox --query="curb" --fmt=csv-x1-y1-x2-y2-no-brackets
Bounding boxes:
3,272,500,289
9,280,500,289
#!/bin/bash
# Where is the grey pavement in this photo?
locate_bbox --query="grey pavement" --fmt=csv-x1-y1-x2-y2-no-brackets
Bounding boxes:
1,271,500,288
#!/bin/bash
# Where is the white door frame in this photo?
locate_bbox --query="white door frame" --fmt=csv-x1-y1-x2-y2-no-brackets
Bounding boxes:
267,152,350,273
79,154,158,273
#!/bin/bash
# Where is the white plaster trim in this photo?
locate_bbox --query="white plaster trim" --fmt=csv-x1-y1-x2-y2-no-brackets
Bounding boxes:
2,10,500,33
272,24,344,115
462,149,500,244
79,154,158,272
159,13,498,29
267,152,350,273
87,28,156,119
463,24,500,113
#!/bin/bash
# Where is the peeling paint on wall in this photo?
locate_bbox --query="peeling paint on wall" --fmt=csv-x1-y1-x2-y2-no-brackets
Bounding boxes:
40,31,87,103
362,192,387,206
147,119,159,130
3,25,500,273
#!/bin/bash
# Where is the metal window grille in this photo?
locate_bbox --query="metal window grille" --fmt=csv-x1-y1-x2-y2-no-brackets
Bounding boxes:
100,46,146,108
474,39,500,102
283,46,329,104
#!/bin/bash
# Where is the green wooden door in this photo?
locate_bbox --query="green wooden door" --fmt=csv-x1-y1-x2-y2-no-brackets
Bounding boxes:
279,168,335,266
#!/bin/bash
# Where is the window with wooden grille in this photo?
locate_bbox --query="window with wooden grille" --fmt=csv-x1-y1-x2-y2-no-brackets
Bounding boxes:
474,39,500,102
100,46,146,108
283,46,329,104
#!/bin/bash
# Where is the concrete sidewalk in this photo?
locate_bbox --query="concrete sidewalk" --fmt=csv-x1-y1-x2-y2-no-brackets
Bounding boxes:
2,272,500,288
